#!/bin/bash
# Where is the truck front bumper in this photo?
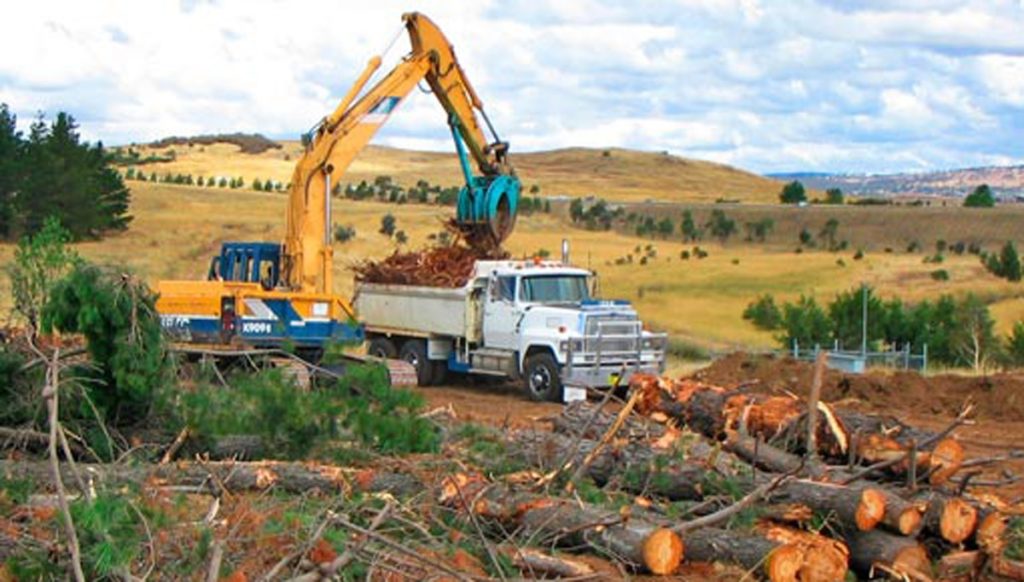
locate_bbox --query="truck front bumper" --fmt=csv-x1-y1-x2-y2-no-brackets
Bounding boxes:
562,361,664,389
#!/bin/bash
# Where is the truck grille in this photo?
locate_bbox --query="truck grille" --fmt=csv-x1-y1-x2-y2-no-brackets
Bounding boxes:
584,316,642,357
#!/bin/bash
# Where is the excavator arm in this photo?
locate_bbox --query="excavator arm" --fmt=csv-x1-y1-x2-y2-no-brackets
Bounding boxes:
283,12,519,294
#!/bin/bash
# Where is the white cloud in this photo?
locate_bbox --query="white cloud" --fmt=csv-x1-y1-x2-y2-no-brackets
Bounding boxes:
1,0,1022,173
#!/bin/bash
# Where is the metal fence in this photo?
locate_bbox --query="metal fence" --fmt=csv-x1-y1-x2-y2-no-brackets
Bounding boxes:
790,340,928,373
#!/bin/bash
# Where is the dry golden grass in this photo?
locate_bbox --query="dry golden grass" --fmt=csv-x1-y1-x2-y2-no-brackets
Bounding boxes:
5,181,1020,352
127,142,789,204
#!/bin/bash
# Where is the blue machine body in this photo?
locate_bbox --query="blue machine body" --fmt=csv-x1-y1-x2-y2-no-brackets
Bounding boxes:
162,241,365,351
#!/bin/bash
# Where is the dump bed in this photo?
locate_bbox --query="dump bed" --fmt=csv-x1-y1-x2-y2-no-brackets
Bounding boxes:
355,282,470,337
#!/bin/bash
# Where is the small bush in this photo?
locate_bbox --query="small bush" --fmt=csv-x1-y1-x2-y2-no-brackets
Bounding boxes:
743,294,782,330
931,269,950,281
853,249,864,260
680,250,690,260
906,241,921,253
333,224,356,243
180,363,439,459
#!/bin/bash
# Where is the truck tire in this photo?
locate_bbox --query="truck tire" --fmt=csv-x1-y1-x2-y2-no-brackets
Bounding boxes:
523,352,563,402
367,337,397,359
399,339,433,387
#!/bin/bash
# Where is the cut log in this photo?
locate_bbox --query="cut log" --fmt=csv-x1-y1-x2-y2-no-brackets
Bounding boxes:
845,528,932,580
769,480,921,535
553,400,668,442
0,460,422,496
547,408,924,536
503,547,597,578
439,474,683,575
923,494,980,545
628,373,966,483
756,524,850,582
936,551,984,582
508,429,707,501
682,526,848,582
976,511,1008,556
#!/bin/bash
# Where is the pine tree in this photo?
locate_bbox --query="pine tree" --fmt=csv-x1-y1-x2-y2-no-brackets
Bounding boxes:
1001,241,1022,282
0,104,21,239
964,184,996,208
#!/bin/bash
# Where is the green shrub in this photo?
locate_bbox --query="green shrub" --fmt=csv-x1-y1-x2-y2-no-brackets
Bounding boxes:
930,269,950,281
1006,322,1024,368
42,263,169,427
5,217,81,329
334,224,356,243
180,363,439,459
743,294,782,330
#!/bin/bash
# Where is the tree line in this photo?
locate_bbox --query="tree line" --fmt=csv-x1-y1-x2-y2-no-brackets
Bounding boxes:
0,104,131,241
743,286,1024,370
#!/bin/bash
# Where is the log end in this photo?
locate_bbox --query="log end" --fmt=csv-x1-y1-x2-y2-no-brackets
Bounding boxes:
976,511,1007,555
893,544,932,580
855,488,887,531
766,543,805,582
898,507,923,536
940,497,978,545
929,438,965,486
642,528,684,575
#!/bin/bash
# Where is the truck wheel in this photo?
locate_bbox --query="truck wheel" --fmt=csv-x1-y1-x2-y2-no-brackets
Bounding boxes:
399,340,433,387
367,337,397,359
523,353,563,402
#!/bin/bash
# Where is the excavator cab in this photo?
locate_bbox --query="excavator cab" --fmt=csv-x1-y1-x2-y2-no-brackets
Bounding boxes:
207,242,282,290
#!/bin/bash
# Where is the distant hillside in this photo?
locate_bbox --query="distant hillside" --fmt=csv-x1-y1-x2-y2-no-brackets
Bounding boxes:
120,139,789,204
772,165,1024,199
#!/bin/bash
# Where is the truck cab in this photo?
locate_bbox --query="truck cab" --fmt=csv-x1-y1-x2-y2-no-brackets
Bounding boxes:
356,259,667,401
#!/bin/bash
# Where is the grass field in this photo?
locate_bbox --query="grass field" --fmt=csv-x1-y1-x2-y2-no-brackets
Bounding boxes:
3,180,1021,351
125,141,790,204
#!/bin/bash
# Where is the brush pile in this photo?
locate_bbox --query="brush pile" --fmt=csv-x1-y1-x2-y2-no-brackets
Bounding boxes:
4,354,1024,580
353,243,508,287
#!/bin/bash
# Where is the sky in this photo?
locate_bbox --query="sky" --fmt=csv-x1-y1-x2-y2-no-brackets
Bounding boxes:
1,0,1022,175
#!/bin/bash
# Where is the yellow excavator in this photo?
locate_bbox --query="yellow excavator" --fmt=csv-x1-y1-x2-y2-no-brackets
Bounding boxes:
156,12,521,377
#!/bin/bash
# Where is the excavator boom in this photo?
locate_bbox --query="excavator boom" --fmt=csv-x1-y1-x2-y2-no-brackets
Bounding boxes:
283,12,519,295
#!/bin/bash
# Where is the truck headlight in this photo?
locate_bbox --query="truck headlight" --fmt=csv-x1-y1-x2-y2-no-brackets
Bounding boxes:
559,339,585,353
642,337,663,350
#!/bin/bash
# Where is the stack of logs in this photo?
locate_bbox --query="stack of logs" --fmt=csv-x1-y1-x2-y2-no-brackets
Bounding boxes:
467,370,1021,580
4,368,1023,579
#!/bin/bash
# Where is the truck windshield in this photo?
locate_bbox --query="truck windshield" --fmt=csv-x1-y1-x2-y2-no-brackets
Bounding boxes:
520,275,590,303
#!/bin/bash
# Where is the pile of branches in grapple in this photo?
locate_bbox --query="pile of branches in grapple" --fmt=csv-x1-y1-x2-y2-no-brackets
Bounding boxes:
353,242,508,287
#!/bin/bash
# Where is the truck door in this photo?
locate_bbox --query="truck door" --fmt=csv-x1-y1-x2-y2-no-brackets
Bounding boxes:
483,275,519,350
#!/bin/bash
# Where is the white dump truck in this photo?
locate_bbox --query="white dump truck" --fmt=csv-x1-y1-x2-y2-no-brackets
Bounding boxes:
354,259,667,401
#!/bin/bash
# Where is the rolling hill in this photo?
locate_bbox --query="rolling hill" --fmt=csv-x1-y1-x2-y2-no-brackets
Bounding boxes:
120,139,789,204
772,165,1024,199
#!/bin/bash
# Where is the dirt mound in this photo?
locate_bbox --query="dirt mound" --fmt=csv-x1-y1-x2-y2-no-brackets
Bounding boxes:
692,352,1024,421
